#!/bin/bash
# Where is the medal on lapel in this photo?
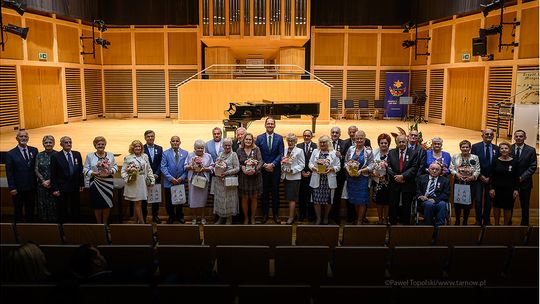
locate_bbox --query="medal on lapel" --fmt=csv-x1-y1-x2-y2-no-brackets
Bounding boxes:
508,165,512,172
75,158,78,165
405,154,409,162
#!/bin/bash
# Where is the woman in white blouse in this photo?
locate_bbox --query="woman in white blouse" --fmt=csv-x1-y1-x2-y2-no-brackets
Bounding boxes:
309,135,341,225
121,140,155,224
281,133,305,224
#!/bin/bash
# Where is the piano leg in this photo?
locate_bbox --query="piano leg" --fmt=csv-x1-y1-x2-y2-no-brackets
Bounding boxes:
311,117,317,133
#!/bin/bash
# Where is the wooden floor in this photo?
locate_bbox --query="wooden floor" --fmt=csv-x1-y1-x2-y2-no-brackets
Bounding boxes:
0,118,488,162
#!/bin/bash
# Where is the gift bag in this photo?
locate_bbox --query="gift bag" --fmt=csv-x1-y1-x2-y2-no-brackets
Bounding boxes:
341,180,348,199
453,183,471,205
225,176,239,187
147,184,162,203
171,184,186,205
192,174,207,189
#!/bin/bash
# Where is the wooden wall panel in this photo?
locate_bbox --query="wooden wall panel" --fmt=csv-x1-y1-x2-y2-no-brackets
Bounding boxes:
380,33,410,66
84,69,103,116
410,70,427,117
314,33,344,66
486,66,512,133
378,70,387,101
169,69,197,115
430,26,452,64
0,13,23,60
348,33,377,66
57,25,80,63
65,68,82,118
135,32,164,65
314,70,343,114
410,30,429,66
346,70,376,109
102,32,132,65
104,70,133,113
278,47,305,69
136,70,165,113
21,67,43,129
428,69,444,120
21,67,63,128
81,29,102,65
0,66,19,127
445,68,484,130
486,12,517,61
25,18,54,62
205,47,235,68
168,32,198,65
454,19,480,63
519,7,539,59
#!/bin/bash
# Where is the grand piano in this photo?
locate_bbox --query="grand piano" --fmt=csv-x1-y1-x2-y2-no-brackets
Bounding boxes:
224,101,320,135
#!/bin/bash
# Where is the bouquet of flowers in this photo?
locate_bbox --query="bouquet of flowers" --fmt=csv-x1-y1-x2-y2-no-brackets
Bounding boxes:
214,159,227,176
345,160,360,177
457,164,474,177
192,156,204,173
245,158,258,173
372,159,388,178
316,158,330,174
281,155,295,173
125,161,139,183
96,158,111,176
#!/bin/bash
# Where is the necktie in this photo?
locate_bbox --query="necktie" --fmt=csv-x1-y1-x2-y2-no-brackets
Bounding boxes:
427,178,436,196
148,146,154,162
305,144,309,154
174,150,179,164
516,147,521,159
268,135,272,149
22,148,30,163
67,152,74,175
333,141,338,151
399,150,404,171
485,144,491,165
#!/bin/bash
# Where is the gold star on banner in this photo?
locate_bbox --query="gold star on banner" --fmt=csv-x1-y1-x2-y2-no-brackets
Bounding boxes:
394,80,403,88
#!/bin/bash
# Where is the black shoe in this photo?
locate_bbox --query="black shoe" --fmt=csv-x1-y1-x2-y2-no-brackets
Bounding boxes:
298,216,305,222
261,215,268,224
178,218,185,224
167,217,174,224
362,218,369,224
152,216,160,224
273,216,281,224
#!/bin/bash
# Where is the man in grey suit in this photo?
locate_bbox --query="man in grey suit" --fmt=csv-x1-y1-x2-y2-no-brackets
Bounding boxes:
511,130,537,226
205,127,223,162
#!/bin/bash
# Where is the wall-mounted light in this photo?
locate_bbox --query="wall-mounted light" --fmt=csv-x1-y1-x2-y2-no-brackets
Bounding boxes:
479,1,520,52
93,20,107,32
401,20,431,59
4,24,28,39
2,0,26,16
1,0,28,51
402,40,416,48
80,19,111,58
481,0,502,17
402,20,415,33
479,25,502,38
95,37,110,49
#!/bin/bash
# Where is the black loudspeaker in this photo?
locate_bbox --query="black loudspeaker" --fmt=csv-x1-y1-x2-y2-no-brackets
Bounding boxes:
472,37,487,56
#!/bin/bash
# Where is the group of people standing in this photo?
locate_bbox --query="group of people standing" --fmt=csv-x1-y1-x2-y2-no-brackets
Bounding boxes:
5,123,537,227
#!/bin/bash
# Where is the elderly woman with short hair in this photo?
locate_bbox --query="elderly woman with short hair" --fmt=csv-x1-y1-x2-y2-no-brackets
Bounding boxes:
121,140,155,224
84,136,118,224
450,140,480,225
212,137,240,224
35,135,58,222
281,133,305,224
185,139,214,225
422,137,451,176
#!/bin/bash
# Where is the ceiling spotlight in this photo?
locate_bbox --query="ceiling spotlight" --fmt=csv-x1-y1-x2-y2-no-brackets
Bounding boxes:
481,0,503,17
95,38,110,49
402,20,415,33
1,0,26,16
479,25,502,38
402,40,416,48
93,20,107,32
4,24,29,39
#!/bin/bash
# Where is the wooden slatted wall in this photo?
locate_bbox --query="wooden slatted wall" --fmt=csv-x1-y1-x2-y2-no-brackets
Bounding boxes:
84,69,103,116
169,69,197,115
65,68,83,118
379,71,387,102
314,70,343,114
410,70,427,116
486,66,513,131
0,66,19,128
104,70,133,113
428,69,444,120
136,70,165,114
346,70,376,108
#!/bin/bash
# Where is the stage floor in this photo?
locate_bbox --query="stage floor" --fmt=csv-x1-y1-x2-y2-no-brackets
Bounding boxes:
0,118,487,162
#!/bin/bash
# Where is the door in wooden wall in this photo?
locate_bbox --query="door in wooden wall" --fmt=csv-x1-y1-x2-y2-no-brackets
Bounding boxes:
21,67,63,129
445,68,484,130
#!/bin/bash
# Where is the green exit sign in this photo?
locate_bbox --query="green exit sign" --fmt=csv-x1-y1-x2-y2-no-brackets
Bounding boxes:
38,52,47,60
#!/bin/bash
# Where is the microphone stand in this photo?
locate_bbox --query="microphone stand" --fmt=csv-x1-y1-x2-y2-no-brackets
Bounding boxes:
493,85,533,144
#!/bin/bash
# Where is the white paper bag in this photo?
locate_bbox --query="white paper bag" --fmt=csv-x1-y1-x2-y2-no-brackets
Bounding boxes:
171,184,186,205
225,176,239,187
341,180,348,199
453,183,472,205
147,184,162,203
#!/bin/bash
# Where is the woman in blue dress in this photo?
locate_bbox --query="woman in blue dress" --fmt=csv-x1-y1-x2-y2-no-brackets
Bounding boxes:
345,130,374,225
422,137,451,176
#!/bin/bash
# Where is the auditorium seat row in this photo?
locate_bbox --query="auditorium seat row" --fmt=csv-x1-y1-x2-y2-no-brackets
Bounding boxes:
2,284,538,304
1,222,538,247
1,244,538,286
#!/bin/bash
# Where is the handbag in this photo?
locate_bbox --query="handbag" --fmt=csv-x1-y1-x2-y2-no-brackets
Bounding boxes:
453,183,472,205
224,176,239,187
192,174,207,189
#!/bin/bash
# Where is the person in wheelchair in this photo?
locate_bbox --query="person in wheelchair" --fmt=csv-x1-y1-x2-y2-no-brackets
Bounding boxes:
415,162,450,226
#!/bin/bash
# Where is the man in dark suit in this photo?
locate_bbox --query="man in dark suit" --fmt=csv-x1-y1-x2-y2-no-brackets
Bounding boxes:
408,129,426,175
388,135,419,225
416,162,450,226
5,130,38,222
232,127,246,152
255,117,284,224
51,136,84,223
511,130,537,226
330,127,349,224
471,128,499,225
296,129,317,222
142,130,163,223
345,125,372,150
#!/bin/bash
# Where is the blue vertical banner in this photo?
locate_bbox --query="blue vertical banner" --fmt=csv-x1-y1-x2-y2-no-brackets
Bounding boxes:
384,72,410,119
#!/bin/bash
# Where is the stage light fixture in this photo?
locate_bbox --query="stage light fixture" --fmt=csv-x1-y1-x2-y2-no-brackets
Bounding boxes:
402,40,416,49
481,0,502,17
93,19,107,32
479,25,502,38
95,38,110,49
4,23,28,39
402,20,415,33
2,0,26,16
